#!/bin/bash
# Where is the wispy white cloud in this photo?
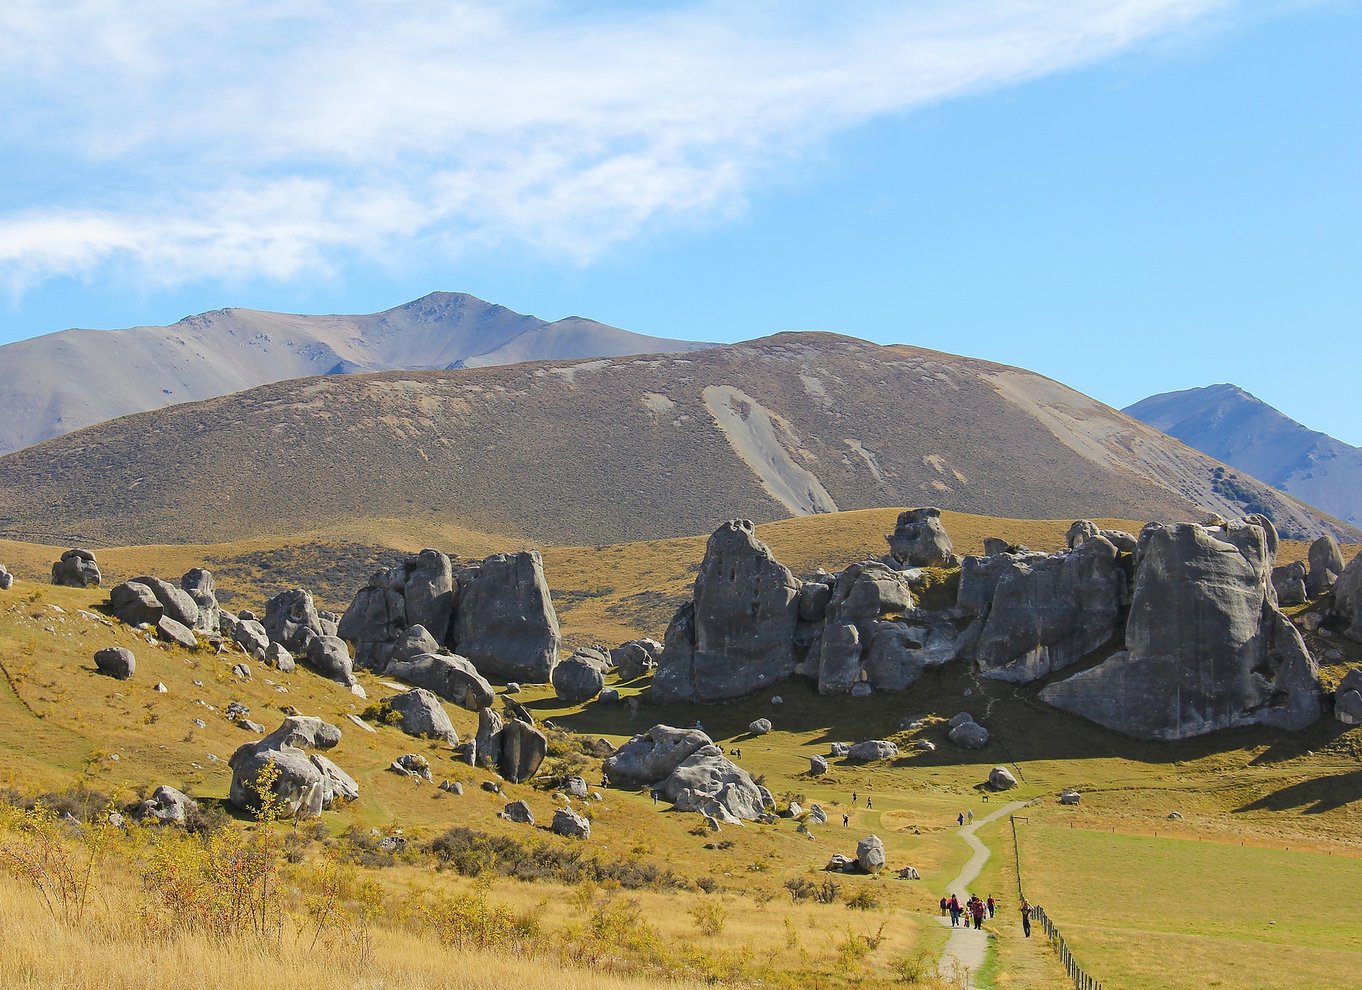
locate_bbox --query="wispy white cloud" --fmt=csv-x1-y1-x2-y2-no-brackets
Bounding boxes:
0,0,1235,288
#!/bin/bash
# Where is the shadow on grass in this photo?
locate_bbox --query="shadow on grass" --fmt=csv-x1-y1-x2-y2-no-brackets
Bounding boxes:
1234,770,1362,815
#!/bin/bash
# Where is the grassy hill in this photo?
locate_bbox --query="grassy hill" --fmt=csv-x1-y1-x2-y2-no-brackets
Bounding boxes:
2,507,1361,988
1,333,1352,550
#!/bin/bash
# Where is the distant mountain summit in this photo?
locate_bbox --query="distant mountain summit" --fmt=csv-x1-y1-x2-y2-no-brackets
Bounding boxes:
1125,384,1362,528
0,291,708,455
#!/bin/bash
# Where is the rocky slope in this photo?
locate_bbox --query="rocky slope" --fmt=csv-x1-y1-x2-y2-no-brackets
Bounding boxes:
1126,384,1362,528
0,333,1352,547
0,291,708,455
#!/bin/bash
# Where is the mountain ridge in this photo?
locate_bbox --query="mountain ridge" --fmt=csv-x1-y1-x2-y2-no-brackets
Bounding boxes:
1125,384,1362,528
0,291,710,456
0,331,1352,548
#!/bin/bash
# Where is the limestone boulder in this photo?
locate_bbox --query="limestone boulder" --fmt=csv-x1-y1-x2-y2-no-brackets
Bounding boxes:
264,588,324,653
264,642,296,673
232,617,270,659
552,653,605,702
474,707,503,769
390,624,443,667
1333,549,1362,642
497,718,547,783
52,549,101,588
128,575,201,632
388,653,495,711
338,571,408,671
452,551,560,682
1272,561,1308,608
988,766,1018,791
660,747,765,821
948,720,989,749
965,536,1126,684
305,635,357,688
109,582,163,626
180,568,220,633
1335,669,1362,726
155,615,199,649
551,807,591,839
856,834,887,874
501,799,534,824
310,754,359,805
863,617,958,691
610,640,658,681
1042,520,1323,739
403,549,456,644
654,521,800,703
228,718,348,817
847,740,898,762
134,785,198,825
1308,536,1345,598
94,647,135,680
384,688,458,743
603,725,713,787
885,508,958,567
748,718,772,736
0,564,11,591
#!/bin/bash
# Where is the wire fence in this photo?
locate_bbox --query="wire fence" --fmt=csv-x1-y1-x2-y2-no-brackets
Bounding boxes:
1011,815,1104,990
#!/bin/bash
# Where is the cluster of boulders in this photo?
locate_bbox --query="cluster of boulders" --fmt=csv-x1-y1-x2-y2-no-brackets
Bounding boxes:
227,715,357,818
52,548,101,587
655,517,957,703
604,724,769,824
339,548,559,682
826,835,887,874
470,707,548,784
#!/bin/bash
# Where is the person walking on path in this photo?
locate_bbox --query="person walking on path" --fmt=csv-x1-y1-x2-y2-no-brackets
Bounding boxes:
1020,897,1032,938
971,897,985,930
865,796,873,810
987,895,995,919
967,809,974,824
852,791,858,805
957,811,965,826
842,813,849,827
939,896,949,918
948,894,961,927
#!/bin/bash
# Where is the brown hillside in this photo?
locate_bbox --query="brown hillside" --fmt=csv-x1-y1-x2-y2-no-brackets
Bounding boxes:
0,332,1350,547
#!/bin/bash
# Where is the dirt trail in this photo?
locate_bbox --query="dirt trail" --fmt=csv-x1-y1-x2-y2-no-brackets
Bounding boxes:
936,800,1027,988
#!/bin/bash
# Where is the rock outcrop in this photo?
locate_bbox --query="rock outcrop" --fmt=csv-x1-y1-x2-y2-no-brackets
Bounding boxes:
603,725,713,787
496,718,547,784
552,651,606,702
264,588,325,653
886,508,958,567
384,688,458,743
0,564,11,591
959,536,1126,684
611,639,660,681
551,807,591,839
1308,536,1345,598
387,653,495,711
1335,668,1362,726
180,568,220,633
655,521,801,703
134,785,198,825
109,582,164,626
1332,549,1362,642
305,635,357,688
1041,519,1322,739
94,647,135,680
1272,561,1307,607
659,746,766,821
228,716,351,817
340,548,559,682
856,835,887,874
52,549,101,588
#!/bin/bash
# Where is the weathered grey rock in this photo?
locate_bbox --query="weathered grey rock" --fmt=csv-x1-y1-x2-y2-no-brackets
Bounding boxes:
864,617,958,691
501,799,534,824
389,624,442,666
829,742,850,757
748,718,773,736
817,621,862,696
654,521,800,703
403,549,456,644
127,575,200,631
266,715,342,750
847,740,898,762
497,719,547,783
948,712,975,729
264,642,296,673
156,615,198,649
552,653,605,702
1308,536,1345,598
956,549,1050,617
392,753,433,782
338,570,408,671
603,725,713,787
988,766,1018,791
808,755,828,775
309,754,358,805
661,746,765,821
232,617,269,659
1060,789,1081,805
1335,669,1362,726
179,568,220,633
1042,520,1323,739
109,582,163,626
948,721,990,749
827,561,916,637
1272,561,1308,608
52,548,101,588
798,581,832,623
564,775,589,798
0,564,11,591
782,801,803,819
452,551,560,682
1066,520,1100,548
826,854,858,873
610,640,658,681
228,718,347,818
474,707,503,769
966,536,1126,684
856,834,887,874
94,646,135,679
1333,549,1362,642
385,688,458,743
305,635,356,687
808,804,828,825
388,653,495,711
551,807,590,839
264,588,324,654
134,785,198,825
886,508,958,567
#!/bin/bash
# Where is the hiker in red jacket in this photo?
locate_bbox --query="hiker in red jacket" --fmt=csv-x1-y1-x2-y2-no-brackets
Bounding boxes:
971,897,986,930
948,894,962,927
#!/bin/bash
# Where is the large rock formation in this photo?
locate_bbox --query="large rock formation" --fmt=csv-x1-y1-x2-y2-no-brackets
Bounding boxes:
228,716,352,818
1308,536,1345,598
496,718,547,783
959,535,1126,684
659,746,766,821
655,521,801,702
339,548,559,682
1271,561,1307,607
603,725,713,787
52,549,101,588
387,653,495,711
180,568,221,633
1041,519,1322,739
264,588,325,653
129,575,202,632
1334,549,1362,643
384,688,458,744
552,650,606,702
886,508,958,567
109,582,164,626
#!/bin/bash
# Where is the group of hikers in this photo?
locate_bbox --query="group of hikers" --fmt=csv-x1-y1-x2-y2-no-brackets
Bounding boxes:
939,893,1035,937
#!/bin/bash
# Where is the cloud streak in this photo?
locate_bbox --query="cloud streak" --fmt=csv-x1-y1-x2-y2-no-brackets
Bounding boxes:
0,0,1234,288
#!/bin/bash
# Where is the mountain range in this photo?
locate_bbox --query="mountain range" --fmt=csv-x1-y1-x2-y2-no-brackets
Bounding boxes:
0,332,1351,548
1126,384,1362,529
0,292,708,456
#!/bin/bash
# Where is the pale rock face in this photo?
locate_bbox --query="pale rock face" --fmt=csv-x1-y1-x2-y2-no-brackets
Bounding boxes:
1042,520,1322,740
885,508,958,567
659,747,766,821
1308,536,1345,598
1333,549,1362,643
603,725,713,788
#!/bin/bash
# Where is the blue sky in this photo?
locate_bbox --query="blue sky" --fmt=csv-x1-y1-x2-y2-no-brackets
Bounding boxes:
2,1,1359,442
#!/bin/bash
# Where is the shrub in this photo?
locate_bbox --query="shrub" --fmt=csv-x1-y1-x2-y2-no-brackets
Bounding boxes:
689,900,727,936
847,888,880,910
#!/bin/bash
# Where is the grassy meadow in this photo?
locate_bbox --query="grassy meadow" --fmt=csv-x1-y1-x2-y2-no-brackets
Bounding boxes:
0,506,1360,988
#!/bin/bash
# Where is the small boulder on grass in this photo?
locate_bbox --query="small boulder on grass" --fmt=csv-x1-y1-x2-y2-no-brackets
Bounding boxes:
988,766,1018,791
500,799,534,824
552,807,590,839
748,717,773,736
94,647,135,680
